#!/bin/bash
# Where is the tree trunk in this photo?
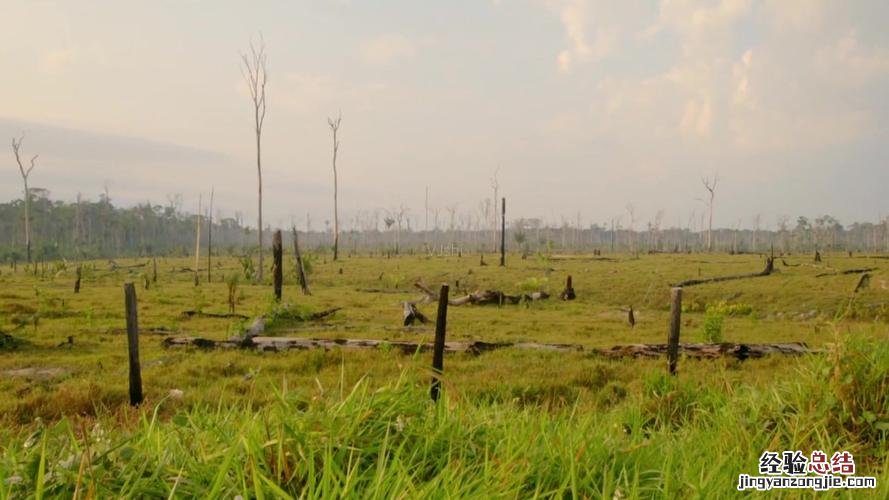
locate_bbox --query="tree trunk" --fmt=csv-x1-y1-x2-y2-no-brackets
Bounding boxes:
272,230,282,301
256,128,264,281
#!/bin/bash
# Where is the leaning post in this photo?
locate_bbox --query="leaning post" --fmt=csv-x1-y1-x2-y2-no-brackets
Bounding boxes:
124,282,143,406
430,284,450,402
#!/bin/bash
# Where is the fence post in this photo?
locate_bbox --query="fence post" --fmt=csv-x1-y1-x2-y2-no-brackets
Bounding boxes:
272,230,283,301
430,284,449,402
124,282,143,406
74,265,82,294
667,287,682,375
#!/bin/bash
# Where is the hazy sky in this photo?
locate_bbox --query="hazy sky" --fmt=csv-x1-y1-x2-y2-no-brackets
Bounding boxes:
2,0,888,231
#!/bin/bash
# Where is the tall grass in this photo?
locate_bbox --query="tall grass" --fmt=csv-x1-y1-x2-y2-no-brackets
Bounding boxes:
1,335,887,498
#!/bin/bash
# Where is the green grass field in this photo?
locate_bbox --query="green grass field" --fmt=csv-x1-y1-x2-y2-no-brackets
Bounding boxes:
1,251,887,498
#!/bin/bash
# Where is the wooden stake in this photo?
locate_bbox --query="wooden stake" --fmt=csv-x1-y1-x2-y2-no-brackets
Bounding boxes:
74,265,82,294
272,230,283,302
430,284,449,402
124,282,143,406
667,287,682,375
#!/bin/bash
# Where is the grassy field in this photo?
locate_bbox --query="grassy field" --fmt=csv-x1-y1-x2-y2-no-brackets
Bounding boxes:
0,251,887,497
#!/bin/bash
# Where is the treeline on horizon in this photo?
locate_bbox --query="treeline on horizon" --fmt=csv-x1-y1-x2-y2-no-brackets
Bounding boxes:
0,192,887,262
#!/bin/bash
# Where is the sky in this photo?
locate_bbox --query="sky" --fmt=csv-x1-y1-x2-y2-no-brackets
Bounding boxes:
1,0,888,231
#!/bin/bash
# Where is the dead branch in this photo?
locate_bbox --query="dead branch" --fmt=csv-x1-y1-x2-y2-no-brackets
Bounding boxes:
672,257,774,287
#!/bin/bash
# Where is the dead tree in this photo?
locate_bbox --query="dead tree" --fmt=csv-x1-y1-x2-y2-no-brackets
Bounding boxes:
11,135,38,263
241,36,268,281
207,186,214,283
272,230,283,301
193,195,202,286
403,302,428,326
328,112,342,261
291,226,311,295
701,174,719,252
490,167,499,252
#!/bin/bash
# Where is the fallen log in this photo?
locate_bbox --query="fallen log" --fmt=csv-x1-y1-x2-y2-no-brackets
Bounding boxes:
356,288,413,294
853,273,871,293
672,257,774,287
163,337,811,359
108,260,148,271
414,281,550,306
181,310,250,320
593,342,811,360
105,327,178,336
815,267,877,277
165,336,523,354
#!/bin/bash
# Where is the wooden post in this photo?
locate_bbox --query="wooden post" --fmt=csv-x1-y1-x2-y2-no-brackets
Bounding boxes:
667,287,682,375
292,226,311,295
272,230,283,302
152,258,157,284
430,284,449,402
124,282,143,406
500,197,506,266
74,265,82,294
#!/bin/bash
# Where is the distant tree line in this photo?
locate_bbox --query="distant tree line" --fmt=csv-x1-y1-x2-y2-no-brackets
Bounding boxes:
0,193,887,263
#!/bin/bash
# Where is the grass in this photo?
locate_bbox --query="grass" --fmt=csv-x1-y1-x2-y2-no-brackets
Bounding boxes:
0,251,887,497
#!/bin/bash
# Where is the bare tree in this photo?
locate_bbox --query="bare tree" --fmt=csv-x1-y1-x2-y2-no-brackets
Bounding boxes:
625,204,636,254
701,173,719,252
207,186,214,283
752,213,761,252
11,135,38,263
241,36,268,280
194,194,202,286
328,112,342,260
490,167,500,252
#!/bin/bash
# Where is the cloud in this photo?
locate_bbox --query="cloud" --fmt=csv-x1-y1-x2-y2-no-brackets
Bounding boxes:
42,47,75,73
817,30,889,85
360,34,417,66
555,0,615,72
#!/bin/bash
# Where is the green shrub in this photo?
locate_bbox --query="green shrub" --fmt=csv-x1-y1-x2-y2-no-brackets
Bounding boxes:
701,309,725,343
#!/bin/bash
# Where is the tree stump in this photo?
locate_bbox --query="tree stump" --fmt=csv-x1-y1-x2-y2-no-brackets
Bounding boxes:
560,275,576,300
403,302,428,326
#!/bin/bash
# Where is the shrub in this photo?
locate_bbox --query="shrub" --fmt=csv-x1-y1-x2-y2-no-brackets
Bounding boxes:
701,309,725,343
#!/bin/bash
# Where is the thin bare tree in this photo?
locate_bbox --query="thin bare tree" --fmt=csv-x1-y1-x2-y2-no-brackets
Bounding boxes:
241,36,268,280
701,173,719,252
625,204,636,254
490,167,500,252
194,194,202,286
328,112,342,260
752,213,761,252
11,134,38,263
207,186,214,283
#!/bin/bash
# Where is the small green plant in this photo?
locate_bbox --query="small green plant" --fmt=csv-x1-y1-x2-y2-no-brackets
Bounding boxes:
517,277,547,294
701,309,725,343
239,255,255,280
225,274,240,313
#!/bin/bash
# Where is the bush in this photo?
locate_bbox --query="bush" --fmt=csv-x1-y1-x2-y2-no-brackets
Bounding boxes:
701,309,725,343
